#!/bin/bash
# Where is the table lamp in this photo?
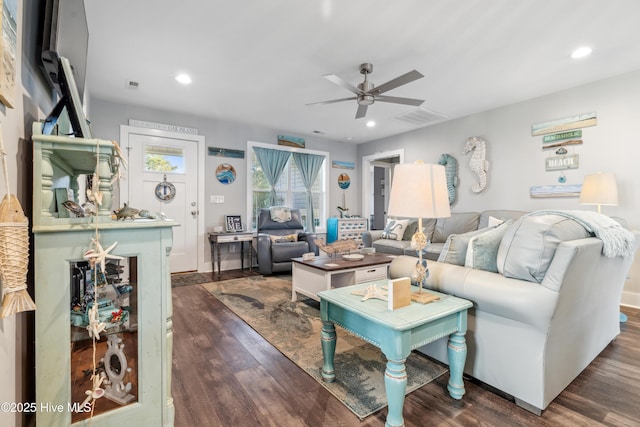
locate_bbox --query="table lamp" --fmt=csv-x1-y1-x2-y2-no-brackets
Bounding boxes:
579,172,618,214
387,161,451,303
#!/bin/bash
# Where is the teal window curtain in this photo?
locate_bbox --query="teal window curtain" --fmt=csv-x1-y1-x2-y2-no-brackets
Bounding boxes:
292,152,325,232
253,147,291,207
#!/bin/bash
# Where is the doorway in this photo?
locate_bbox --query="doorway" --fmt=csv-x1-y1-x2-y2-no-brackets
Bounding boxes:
120,125,205,273
361,149,404,230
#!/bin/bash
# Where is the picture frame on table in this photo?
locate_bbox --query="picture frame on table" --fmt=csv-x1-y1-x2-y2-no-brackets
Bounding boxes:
225,215,244,232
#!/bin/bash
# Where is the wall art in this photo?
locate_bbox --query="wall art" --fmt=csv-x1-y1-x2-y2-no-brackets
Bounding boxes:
225,215,244,232
463,136,488,193
215,163,236,184
208,147,245,158
545,154,579,171
542,130,581,144
332,160,355,170
337,173,351,189
542,139,582,151
155,175,177,201
529,184,582,198
532,112,596,136
277,134,305,148
0,0,17,108
438,153,458,204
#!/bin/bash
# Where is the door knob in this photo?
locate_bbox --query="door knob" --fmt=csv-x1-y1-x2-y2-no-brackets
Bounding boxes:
191,210,199,216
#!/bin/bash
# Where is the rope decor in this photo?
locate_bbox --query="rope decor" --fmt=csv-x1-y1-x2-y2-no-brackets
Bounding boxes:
0,131,36,318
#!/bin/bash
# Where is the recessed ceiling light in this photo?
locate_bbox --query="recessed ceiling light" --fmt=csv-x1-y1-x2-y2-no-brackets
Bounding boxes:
175,73,192,84
366,120,376,127
571,46,592,59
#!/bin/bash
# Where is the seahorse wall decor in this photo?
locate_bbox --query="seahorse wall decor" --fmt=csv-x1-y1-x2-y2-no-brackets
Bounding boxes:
438,153,458,204
463,136,489,193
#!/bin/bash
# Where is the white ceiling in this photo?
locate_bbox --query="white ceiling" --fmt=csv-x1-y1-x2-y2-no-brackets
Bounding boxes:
84,0,640,144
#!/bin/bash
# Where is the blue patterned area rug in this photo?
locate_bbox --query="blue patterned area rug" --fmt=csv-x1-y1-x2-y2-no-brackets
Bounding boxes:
201,276,448,420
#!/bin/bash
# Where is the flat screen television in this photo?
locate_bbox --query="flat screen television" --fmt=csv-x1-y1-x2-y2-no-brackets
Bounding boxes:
42,56,92,138
41,0,88,101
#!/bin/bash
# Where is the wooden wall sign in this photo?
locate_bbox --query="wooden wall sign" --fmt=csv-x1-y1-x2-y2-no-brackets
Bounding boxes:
545,154,579,171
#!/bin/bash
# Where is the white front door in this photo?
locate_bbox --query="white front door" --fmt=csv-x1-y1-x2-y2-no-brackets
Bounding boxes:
121,126,203,273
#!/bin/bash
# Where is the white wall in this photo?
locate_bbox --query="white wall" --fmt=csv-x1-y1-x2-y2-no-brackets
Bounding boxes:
358,69,640,307
90,100,360,270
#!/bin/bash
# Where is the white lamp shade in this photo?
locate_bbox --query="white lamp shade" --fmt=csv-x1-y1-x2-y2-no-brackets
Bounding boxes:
387,162,451,219
579,172,618,206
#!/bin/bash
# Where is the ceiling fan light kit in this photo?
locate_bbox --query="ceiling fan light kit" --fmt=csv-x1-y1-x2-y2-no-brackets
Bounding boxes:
308,62,425,119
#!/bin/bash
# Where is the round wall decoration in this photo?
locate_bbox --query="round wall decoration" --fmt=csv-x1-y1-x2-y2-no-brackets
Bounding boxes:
155,175,176,201
338,173,351,189
216,163,236,184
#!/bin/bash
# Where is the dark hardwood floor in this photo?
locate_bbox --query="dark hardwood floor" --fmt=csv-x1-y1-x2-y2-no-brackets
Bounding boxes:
171,273,640,426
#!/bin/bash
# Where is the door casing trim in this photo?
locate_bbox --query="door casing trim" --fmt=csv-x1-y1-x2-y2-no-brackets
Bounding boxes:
120,125,206,273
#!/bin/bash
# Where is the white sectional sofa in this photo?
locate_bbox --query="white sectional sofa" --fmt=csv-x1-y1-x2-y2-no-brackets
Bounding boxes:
388,212,639,414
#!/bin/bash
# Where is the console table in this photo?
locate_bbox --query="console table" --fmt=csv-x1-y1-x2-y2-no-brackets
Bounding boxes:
319,281,472,427
32,124,175,426
208,232,253,279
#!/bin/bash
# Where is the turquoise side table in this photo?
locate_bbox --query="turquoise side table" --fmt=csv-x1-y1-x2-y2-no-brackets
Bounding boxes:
319,281,472,427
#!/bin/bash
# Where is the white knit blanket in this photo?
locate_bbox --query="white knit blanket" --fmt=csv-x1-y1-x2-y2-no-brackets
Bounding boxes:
525,210,636,258
270,206,292,223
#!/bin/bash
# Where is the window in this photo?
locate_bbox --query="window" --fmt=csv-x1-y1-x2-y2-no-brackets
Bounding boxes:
144,145,185,173
247,142,328,231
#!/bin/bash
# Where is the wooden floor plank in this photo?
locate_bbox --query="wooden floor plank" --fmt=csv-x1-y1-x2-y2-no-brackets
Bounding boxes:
171,280,640,427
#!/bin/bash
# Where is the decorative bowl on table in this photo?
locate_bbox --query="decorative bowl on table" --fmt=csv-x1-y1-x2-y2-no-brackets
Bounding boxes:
342,253,364,261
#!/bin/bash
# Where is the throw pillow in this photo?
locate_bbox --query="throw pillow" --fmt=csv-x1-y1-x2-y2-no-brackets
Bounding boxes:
269,233,298,243
437,227,491,266
464,220,513,272
487,216,505,228
381,219,411,241
496,215,590,283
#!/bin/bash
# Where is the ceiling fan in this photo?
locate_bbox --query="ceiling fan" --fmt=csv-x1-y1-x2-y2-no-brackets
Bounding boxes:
307,63,425,119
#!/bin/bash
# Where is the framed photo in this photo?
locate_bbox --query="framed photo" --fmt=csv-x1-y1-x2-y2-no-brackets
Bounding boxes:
225,215,244,232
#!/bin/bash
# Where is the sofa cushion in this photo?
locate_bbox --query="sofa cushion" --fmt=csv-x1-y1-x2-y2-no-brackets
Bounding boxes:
406,242,444,260
432,212,481,243
271,241,309,263
465,220,513,272
437,227,491,266
497,214,590,283
381,218,411,241
373,238,411,255
478,210,527,229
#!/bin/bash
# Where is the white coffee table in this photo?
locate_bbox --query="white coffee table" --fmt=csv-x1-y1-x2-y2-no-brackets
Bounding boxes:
291,253,393,301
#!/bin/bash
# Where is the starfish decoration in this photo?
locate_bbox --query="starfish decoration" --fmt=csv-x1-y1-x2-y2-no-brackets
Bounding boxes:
352,284,388,301
84,239,124,273
81,371,106,408
86,303,107,340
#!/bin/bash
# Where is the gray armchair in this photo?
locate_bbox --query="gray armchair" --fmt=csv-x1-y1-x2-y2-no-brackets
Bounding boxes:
256,208,319,274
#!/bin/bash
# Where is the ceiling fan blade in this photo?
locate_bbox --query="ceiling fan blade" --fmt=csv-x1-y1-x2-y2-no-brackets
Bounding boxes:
370,70,424,95
323,74,364,95
355,104,368,119
305,97,356,106
375,95,425,106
